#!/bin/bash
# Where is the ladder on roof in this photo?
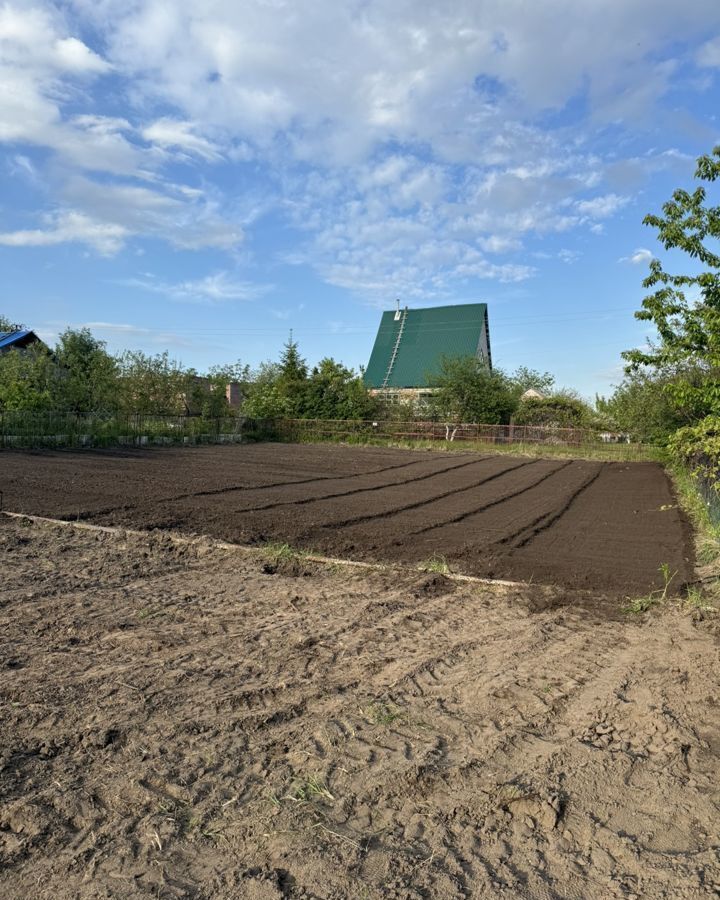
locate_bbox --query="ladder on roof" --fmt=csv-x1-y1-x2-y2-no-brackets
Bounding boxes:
381,306,407,389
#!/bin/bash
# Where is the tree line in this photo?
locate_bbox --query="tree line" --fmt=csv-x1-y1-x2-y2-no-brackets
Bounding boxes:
0,319,607,428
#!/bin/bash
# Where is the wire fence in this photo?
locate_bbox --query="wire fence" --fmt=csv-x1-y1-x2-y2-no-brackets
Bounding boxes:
0,411,256,449
692,454,720,526
0,411,650,459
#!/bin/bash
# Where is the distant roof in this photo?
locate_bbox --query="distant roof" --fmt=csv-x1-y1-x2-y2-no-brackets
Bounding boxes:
0,330,41,352
364,303,491,389
521,388,546,401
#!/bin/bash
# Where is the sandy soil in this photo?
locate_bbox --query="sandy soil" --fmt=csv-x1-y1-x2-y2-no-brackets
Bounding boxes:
1,516,718,899
0,444,694,593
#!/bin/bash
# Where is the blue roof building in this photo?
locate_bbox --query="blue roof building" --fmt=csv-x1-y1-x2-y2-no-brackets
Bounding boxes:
0,330,43,354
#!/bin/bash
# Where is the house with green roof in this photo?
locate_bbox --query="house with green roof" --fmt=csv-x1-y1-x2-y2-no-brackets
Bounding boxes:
363,302,491,393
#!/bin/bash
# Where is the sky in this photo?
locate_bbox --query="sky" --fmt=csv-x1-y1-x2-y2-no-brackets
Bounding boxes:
1,1,720,400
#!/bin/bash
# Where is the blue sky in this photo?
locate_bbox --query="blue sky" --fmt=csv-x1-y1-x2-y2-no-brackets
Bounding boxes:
1,1,720,399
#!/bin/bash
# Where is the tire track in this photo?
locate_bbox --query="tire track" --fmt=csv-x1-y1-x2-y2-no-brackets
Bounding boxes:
318,457,542,530
406,460,573,537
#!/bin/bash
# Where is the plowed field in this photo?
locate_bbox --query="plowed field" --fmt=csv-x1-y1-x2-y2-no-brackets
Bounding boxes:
1,443,692,592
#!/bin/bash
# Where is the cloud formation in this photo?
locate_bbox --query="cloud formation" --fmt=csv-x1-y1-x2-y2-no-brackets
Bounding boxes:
1,1,719,299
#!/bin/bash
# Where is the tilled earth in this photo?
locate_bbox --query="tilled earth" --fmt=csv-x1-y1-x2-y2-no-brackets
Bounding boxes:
0,518,719,899
0,444,693,593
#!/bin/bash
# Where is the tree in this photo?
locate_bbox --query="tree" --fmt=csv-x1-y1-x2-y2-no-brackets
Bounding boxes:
513,394,593,429
53,328,118,413
0,315,25,332
0,345,55,411
429,356,519,425
277,336,307,403
116,351,190,415
622,144,720,418
596,367,696,443
510,366,555,395
242,362,290,418
301,358,378,420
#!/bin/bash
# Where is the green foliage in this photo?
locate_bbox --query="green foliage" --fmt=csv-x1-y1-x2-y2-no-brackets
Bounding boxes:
54,328,118,413
513,394,592,428
243,350,376,421
429,356,519,424
0,315,25,332
116,350,192,415
301,358,378,420
668,415,720,478
276,337,308,416
623,145,720,419
0,345,55,411
596,368,691,443
510,366,556,394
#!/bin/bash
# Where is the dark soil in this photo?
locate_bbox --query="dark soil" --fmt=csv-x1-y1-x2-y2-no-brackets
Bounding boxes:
1,443,694,593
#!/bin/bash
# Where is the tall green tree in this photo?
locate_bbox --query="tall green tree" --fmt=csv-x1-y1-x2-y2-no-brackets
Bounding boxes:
53,328,118,413
0,345,55,411
276,336,308,416
622,144,720,418
510,366,556,394
429,356,519,424
301,358,377,420
116,351,190,415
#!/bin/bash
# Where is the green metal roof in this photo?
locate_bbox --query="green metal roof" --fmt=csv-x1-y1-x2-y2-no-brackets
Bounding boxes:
363,303,491,389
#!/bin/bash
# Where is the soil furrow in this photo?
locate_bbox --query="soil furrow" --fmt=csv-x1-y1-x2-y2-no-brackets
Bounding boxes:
410,459,573,536
491,463,604,552
317,457,540,530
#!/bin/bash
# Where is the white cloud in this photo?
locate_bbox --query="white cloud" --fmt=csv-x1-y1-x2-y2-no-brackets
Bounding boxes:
697,36,720,67
142,118,223,162
119,271,273,303
54,36,110,73
620,247,654,265
576,193,630,219
0,211,128,255
2,0,720,298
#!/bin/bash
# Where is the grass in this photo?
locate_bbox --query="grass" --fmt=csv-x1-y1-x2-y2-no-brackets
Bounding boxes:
263,541,307,562
285,774,334,804
623,562,678,615
684,585,718,613
420,554,451,575
668,462,720,565
363,700,405,726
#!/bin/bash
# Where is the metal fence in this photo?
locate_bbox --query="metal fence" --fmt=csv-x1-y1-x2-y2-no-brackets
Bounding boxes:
0,411,258,449
693,453,720,526
0,411,646,456
269,418,630,447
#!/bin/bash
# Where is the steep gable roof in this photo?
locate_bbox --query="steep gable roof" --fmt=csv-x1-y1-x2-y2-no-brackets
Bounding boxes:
363,303,491,389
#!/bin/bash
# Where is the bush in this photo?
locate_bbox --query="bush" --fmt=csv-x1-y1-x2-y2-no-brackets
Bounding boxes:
668,416,720,485
513,395,592,428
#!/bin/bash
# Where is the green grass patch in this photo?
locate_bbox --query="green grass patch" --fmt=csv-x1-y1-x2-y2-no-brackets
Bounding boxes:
363,701,405,727
623,563,678,615
667,462,720,564
420,554,451,574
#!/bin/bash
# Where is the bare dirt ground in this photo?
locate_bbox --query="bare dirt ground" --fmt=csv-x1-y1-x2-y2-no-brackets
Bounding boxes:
0,444,693,593
1,516,719,899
